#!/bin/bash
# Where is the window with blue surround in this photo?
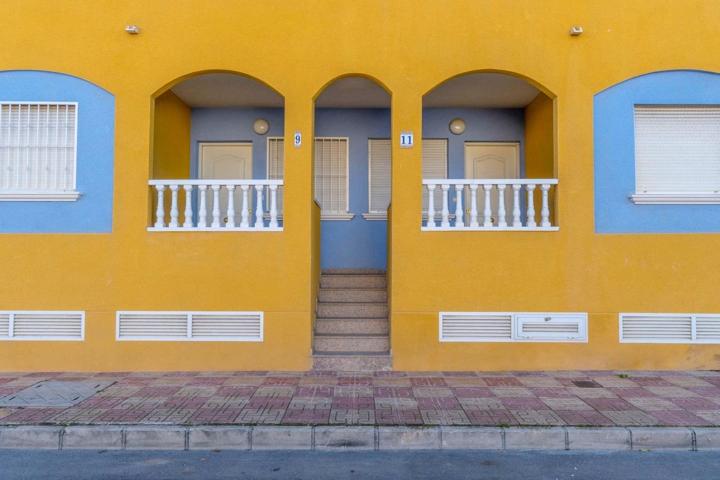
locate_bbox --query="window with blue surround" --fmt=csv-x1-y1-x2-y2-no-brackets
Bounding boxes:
594,70,720,233
0,71,114,233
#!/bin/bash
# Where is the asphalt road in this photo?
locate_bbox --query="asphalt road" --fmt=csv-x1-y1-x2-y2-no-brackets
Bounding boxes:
0,449,718,479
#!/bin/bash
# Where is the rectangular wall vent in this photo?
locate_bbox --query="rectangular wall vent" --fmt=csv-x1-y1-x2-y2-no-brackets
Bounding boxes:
116,311,263,342
0,311,84,341
620,313,720,344
439,312,587,343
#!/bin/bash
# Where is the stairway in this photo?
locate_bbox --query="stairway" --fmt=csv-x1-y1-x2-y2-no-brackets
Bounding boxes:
312,269,392,371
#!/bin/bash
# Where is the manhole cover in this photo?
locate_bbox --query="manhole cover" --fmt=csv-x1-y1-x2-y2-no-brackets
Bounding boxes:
572,380,602,388
0,380,115,407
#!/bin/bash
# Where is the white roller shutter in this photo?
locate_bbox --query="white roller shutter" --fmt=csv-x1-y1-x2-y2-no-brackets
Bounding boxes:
314,137,349,216
368,139,391,214
634,106,720,194
422,139,448,213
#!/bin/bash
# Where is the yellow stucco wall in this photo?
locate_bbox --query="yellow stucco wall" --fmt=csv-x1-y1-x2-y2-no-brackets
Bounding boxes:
1,0,720,371
152,90,191,179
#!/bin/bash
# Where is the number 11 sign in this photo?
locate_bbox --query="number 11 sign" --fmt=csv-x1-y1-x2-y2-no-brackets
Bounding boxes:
400,132,414,148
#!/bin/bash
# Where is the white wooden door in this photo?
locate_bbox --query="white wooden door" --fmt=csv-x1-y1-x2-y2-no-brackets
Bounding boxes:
464,142,519,226
199,142,253,225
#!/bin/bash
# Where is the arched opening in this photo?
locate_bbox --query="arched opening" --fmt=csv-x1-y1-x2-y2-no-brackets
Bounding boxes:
150,72,285,231
421,72,557,230
312,75,391,268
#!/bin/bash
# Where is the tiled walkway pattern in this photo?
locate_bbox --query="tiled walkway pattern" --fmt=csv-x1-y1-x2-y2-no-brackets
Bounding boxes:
1,371,720,427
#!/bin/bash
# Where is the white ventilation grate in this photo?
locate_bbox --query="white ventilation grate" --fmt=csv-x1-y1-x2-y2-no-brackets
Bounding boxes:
117,311,263,342
440,312,588,343
439,313,512,342
0,311,84,341
621,313,720,344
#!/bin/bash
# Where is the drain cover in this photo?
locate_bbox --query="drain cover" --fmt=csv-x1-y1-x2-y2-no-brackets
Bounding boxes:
572,380,602,388
0,380,114,407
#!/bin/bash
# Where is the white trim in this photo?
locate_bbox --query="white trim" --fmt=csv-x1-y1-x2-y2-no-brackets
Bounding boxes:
320,213,355,221
630,193,720,204
619,312,720,344
148,179,283,187
116,311,264,342
147,226,283,232
423,226,558,232
439,311,588,343
0,310,85,341
362,212,387,220
422,179,559,186
0,191,81,201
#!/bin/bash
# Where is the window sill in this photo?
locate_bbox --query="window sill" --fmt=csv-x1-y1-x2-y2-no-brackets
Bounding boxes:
321,212,355,221
361,212,387,220
630,193,720,204
0,191,81,201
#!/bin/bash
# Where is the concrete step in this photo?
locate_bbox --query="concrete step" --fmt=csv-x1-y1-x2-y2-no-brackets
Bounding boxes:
315,318,389,335
318,288,387,303
322,269,386,275
317,302,388,319
314,334,389,353
320,274,386,289
312,353,392,372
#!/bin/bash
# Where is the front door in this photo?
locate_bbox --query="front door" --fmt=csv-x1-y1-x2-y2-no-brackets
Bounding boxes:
464,142,520,225
199,142,253,225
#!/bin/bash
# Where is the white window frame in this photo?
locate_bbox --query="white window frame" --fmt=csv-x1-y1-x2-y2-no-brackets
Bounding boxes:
0,310,85,341
363,138,391,220
314,136,353,220
619,312,720,344
0,101,80,201
439,311,588,343
631,105,720,205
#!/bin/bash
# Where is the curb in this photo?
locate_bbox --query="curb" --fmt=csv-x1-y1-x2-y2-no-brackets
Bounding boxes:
0,425,715,451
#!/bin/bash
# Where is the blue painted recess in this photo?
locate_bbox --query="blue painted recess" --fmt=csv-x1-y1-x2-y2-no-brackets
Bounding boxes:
189,107,526,269
0,71,115,233
594,70,720,233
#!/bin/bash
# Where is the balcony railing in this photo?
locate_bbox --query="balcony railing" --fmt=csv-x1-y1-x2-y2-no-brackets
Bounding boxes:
422,179,559,231
148,179,283,232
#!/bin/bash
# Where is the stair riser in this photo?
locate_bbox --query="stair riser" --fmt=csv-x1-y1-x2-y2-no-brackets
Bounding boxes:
315,319,389,335
315,336,390,353
317,303,388,318
318,289,387,303
320,276,386,289
313,355,392,372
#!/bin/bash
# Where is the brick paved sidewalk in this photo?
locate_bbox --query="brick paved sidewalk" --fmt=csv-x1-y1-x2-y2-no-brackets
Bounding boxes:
1,370,720,427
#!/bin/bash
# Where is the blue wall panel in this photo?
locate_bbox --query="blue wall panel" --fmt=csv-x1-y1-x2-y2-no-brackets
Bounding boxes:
594,70,720,233
0,71,115,233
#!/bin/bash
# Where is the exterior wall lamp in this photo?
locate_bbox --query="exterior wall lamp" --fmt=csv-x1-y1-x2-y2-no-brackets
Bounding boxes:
449,118,466,135
253,119,270,135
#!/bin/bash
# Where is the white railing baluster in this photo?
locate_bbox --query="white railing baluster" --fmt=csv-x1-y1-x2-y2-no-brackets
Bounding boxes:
420,179,557,231
147,179,284,231
512,184,521,228
426,184,436,228
526,184,537,228
469,184,479,227
182,184,193,228
454,184,464,228
169,185,179,228
240,185,250,228
441,184,450,228
541,184,551,227
497,184,507,227
269,184,279,228
255,185,264,229
483,185,493,227
226,185,236,228
198,185,208,228
154,184,165,228
211,185,221,228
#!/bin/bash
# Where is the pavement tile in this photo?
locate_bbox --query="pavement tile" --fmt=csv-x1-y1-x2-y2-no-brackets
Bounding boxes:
644,386,698,398
555,410,614,426
458,397,505,410
540,397,593,411
412,387,454,398
420,409,470,425
694,411,720,425
625,397,680,411
490,387,534,398
329,409,375,425
452,387,494,398
465,409,518,426
511,409,565,426
500,397,547,410
517,376,563,388
482,377,523,386
602,410,659,426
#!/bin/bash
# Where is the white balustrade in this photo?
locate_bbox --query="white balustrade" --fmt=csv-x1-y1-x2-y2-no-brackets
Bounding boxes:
149,179,284,231
422,179,559,231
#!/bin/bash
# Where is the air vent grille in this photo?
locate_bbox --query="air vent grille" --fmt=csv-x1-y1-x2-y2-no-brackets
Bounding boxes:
0,311,84,341
440,312,588,343
440,313,513,342
117,311,263,342
620,314,693,343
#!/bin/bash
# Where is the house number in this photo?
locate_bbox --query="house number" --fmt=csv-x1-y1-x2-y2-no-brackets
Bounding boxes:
294,132,302,147
400,132,414,148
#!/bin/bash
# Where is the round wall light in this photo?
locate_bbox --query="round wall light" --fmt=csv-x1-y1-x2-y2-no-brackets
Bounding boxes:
449,118,466,135
253,118,270,135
